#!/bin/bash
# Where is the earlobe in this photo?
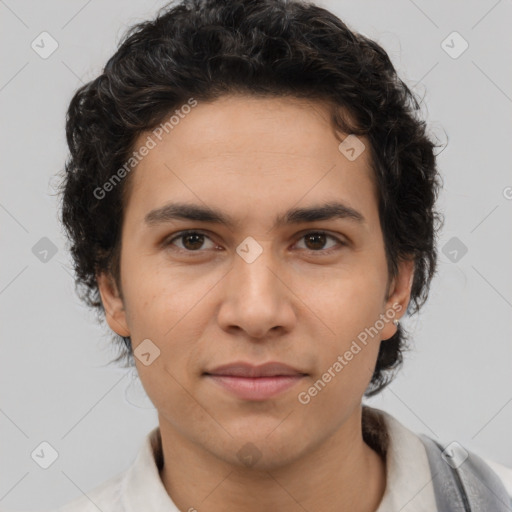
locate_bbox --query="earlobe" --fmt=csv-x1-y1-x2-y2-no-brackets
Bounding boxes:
96,272,130,337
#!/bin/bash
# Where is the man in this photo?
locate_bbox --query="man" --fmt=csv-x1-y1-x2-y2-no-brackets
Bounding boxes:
57,0,512,510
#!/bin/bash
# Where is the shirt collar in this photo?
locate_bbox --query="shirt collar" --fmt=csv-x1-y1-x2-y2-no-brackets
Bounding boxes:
364,406,436,511
121,425,180,511
120,406,435,511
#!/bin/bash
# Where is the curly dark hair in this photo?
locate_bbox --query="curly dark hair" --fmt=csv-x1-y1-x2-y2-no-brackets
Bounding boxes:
58,0,444,397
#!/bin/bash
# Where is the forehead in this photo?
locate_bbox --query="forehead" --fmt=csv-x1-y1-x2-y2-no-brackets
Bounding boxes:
124,95,377,228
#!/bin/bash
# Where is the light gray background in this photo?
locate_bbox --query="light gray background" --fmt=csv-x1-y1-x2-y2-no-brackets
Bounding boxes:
1,0,511,510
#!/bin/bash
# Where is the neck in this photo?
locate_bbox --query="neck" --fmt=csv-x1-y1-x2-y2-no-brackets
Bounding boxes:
158,405,386,512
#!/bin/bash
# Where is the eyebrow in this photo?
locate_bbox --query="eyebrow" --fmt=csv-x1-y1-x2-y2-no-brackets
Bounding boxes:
144,201,366,231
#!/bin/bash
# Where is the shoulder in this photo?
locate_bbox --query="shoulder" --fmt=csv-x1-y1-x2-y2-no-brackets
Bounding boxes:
54,426,162,512
54,471,125,512
364,406,512,506
483,458,512,498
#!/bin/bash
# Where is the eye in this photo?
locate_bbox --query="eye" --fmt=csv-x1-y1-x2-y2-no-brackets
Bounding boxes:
165,230,217,252
294,231,345,254
164,230,345,255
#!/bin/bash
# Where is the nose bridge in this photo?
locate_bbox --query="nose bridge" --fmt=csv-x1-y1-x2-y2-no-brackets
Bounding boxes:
232,237,280,299
216,236,294,337
218,236,297,340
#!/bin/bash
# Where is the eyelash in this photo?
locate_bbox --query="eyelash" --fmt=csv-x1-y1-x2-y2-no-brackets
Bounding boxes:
164,230,346,256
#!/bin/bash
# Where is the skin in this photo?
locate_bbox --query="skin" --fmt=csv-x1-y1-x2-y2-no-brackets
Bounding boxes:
97,95,414,512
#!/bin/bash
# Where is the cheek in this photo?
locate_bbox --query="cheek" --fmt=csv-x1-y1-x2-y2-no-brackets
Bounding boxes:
120,247,202,333
121,261,219,391
303,257,388,329
301,260,387,384
297,313,382,416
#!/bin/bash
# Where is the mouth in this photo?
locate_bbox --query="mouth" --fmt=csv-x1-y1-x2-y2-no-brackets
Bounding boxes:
203,362,308,401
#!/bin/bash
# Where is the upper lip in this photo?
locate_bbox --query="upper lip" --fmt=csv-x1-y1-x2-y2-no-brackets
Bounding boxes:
204,362,307,378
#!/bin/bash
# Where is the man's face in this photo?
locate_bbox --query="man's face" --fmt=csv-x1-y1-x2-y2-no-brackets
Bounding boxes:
98,95,412,469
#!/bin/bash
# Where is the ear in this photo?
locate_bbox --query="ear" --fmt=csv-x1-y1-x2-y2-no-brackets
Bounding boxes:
96,272,130,337
380,258,415,341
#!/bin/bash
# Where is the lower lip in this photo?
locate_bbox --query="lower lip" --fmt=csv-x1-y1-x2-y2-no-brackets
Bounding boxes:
205,375,305,400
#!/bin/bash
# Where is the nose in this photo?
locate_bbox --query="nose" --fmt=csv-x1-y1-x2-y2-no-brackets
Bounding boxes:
216,240,296,340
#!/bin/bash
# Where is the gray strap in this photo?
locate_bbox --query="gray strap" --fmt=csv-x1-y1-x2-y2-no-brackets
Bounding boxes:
419,433,512,512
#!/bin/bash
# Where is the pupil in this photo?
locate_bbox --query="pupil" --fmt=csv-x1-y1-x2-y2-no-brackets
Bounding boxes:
184,234,204,250
306,233,325,250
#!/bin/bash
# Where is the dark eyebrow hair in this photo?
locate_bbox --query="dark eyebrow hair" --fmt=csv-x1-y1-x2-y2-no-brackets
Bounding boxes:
144,201,365,231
